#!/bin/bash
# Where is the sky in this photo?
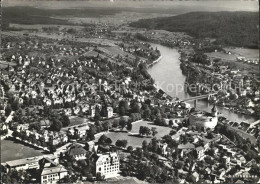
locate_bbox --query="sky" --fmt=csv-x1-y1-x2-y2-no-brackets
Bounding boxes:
3,0,259,12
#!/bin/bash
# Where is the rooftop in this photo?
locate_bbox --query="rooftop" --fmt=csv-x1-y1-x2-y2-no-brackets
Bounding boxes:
3,154,56,167
41,165,67,176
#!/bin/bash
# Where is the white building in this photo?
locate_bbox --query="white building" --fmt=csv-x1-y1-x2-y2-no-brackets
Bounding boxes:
2,155,57,173
41,165,68,184
107,107,113,118
96,152,120,179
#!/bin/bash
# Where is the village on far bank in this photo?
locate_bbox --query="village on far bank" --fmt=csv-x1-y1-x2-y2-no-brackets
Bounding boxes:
1,21,260,184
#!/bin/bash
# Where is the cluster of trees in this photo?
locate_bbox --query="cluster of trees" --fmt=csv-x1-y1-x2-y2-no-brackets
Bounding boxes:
85,117,134,141
115,139,128,148
97,134,112,146
11,129,58,152
139,126,158,137
139,126,151,137
118,100,143,117
154,118,168,126
49,113,70,132
192,53,211,66
1,170,31,184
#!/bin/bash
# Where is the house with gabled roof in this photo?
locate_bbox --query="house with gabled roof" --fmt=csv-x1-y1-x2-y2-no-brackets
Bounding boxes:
66,143,87,160
40,165,68,184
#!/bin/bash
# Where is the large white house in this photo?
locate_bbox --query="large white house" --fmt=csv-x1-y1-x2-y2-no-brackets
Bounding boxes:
95,152,120,179
41,165,68,184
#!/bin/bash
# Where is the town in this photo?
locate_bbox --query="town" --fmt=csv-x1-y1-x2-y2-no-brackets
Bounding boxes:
1,3,260,184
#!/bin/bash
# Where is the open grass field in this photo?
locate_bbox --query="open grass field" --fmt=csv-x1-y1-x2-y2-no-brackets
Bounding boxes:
205,52,237,61
69,116,89,126
95,120,172,148
225,47,259,60
205,51,259,75
1,139,44,163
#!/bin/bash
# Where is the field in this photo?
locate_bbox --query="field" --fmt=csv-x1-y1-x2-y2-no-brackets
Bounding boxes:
205,51,259,75
225,47,259,60
69,116,89,126
205,52,237,61
95,120,172,148
1,139,45,163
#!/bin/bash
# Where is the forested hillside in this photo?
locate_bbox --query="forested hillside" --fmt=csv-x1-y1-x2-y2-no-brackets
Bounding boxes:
130,11,259,48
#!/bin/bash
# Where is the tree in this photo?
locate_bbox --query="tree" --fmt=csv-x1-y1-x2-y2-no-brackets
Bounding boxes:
87,126,96,141
119,117,126,130
61,114,70,127
169,120,173,127
94,106,101,121
51,119,63,131
29,134,37,144
85,143,89,151
49,144,57,153
119,106,126,116
151,127,158,137
96,172,105,181
116,139,128,148
134,147,143,159
127,122,132,131
149,137,159,152
127,146,133,152
106,138,112,145
5,104,12,116
29,123,41,131
144,126,151,137
139,126,145,136
20,131,28,141
98,135,109,145
142,140,148,150
131,102,140,113
119,100,129,116
102,122,109,131
11,100,19,111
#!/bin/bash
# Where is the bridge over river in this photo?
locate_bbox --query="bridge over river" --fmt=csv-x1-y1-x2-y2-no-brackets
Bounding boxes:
182,93,217,108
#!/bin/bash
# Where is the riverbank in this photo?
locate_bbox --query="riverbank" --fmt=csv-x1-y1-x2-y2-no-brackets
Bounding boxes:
147,55,163,68
147,43,258,123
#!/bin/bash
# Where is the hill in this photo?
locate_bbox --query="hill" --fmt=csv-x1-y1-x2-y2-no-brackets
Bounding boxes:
129,11,259,48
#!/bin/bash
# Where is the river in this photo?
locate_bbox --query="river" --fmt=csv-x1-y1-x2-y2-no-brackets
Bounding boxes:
148,43,257,123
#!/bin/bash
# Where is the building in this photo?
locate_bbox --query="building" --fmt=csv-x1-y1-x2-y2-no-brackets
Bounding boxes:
2,155,57,172
67,124,89,138
106,107,113,118
90,105,95,117
196,146,205,159
41,165,68,184
189,105,218,129
191,172,199,182
66,143,87,160
95,152,120,179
